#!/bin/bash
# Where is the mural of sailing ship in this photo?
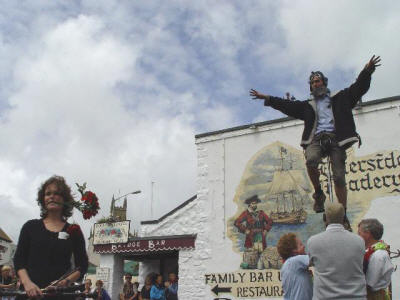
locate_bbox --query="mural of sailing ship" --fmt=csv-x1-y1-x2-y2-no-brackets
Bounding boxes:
266,147,310,224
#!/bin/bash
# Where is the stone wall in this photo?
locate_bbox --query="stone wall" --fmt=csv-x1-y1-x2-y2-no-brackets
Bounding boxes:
139,141,223,299
140,199,211,299
99,253,124,300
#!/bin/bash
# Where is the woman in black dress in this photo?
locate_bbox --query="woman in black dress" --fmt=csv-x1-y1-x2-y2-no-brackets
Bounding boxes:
13,175,88,298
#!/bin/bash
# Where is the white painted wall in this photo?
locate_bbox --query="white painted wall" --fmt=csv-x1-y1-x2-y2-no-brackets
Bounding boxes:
0,240,16,266
139,97,400,299
139,197,211,299
99,253,124,299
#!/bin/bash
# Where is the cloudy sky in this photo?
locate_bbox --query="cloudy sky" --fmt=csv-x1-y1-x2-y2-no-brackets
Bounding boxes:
1,0,399,242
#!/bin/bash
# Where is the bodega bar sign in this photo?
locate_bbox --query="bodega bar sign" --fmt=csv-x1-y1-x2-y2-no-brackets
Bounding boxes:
94,234,196,254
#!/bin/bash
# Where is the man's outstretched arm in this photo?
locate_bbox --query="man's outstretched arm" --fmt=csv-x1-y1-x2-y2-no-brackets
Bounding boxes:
348,55,381,107
249,89,307,120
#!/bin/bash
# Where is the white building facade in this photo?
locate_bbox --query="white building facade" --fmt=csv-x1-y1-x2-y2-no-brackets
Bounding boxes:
98,96,400,299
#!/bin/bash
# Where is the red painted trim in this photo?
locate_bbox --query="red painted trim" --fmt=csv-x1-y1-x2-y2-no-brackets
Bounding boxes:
94,235,196,254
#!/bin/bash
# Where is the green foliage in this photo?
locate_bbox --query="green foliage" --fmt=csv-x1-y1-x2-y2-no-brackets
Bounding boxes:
96,216,117,224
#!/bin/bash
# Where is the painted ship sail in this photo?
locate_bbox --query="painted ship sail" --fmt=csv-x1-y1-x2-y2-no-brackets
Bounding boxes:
267,150,309,224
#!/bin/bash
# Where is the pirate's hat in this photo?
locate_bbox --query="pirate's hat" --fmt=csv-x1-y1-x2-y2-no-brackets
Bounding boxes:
244,195,261,205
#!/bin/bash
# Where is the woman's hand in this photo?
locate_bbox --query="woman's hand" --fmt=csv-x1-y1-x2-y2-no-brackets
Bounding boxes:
0,283,15,289
56,279,70,287
23,279,43,298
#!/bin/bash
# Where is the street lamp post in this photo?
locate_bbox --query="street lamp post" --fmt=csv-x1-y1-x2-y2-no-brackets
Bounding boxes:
113,190,141,202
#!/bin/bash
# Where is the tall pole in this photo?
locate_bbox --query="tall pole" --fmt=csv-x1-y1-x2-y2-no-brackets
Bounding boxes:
151,181,155,218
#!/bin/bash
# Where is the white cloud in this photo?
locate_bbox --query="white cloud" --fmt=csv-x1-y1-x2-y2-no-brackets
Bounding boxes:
1,1,400,242
0,15,200,240
273,0,400,99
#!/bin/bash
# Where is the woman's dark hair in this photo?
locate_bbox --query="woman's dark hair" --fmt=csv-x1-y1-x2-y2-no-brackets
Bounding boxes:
153,273,162,285
145,274,153,285
37,175,74,219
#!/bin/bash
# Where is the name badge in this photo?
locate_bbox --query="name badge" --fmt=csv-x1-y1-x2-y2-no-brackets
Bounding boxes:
58,232,70,240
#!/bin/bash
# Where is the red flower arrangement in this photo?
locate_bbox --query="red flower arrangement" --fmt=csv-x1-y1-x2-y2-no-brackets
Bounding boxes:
66,224,82,236
363,240,389,273
364,246,375,262
72,183,100,220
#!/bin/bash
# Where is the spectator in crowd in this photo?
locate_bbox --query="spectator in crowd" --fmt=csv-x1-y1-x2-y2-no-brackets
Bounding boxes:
83,279,94,300
93,280,111,300
139,275,152,300
0,265,15,289
150,274,165,300
0,265,16,300
120,273,138,300
165,272,178,300
277,233,312,300
307,202,366,299
358,219,394,300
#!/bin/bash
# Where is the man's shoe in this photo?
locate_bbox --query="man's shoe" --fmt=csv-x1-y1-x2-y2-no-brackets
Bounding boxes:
313,191,326,213
343,215,353,232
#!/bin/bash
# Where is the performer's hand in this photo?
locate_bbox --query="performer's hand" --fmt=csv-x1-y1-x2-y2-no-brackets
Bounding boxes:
249,89,270,104
245,229,250,235
23,280,43,298
364,55,381,74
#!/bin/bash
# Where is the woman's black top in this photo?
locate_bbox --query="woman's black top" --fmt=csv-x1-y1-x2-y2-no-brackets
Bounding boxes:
13,219,88,289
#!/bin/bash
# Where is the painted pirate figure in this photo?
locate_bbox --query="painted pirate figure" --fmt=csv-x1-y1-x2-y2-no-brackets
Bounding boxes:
234,195,273,254
250,55,381,230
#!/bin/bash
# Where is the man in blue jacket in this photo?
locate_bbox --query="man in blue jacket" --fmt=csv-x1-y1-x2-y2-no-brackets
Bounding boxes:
250,56,381,230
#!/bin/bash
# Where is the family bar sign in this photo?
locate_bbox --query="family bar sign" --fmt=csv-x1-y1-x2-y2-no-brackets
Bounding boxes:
205,270,283,298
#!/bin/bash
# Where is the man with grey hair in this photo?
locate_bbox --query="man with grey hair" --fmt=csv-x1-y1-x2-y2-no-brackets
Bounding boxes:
358,219,393,300
307,202,366,299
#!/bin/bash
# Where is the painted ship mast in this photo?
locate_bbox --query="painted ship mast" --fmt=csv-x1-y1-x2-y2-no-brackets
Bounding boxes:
267,147,309,224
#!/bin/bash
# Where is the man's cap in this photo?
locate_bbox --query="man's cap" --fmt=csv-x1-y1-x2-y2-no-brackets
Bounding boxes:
309,71,328,91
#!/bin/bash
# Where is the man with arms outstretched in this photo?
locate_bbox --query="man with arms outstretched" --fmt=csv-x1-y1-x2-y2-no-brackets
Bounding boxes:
250,56,381,230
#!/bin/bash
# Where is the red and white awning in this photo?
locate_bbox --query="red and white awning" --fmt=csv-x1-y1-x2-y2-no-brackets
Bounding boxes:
94,234,196,254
